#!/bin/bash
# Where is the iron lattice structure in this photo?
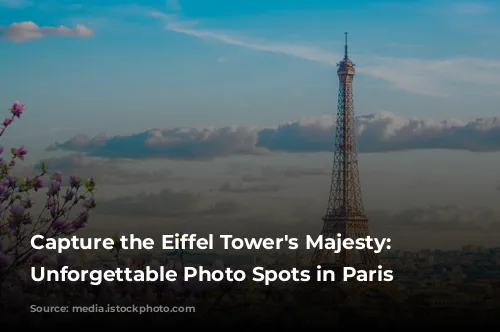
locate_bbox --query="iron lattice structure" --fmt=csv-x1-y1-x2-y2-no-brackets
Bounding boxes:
310,33,378,268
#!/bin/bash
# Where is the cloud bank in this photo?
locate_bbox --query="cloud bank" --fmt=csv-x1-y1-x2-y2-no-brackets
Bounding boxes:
219,182,281,193
38,153,172,185
97,189,241,218
95,187,500,237
48,112,500,159
0,21,93,42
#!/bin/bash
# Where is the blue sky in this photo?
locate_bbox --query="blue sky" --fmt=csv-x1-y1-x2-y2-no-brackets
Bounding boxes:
1,0,500,142
2,0,500,248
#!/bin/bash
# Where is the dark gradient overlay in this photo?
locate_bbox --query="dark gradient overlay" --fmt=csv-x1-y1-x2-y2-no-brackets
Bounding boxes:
2,229,499,328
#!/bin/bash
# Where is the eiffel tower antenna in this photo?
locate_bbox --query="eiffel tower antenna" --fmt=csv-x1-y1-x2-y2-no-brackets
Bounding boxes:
344,31,348,59
310,33,378,269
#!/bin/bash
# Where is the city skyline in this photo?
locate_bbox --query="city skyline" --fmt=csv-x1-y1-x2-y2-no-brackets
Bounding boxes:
1,0,500,250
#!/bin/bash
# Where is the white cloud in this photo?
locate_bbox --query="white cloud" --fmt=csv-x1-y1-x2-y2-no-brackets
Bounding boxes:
0,0,32,8
0,21,94,42
361,57,500,97
450,2,493,14
164,20,338,65
151,13,500,97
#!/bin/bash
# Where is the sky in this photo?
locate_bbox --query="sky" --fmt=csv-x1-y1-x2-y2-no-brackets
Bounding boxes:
1,0,500,250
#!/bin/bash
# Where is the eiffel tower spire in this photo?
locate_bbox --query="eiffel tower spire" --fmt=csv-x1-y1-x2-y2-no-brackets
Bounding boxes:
344,31,348,59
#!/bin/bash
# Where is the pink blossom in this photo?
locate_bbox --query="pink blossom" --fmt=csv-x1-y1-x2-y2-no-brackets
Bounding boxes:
10,101,24,118
9,205,25,229
52,219,66,230
3,118,13,126
49,179,60,196
51,172,62,182
2,175,15,187
71,212,89,230
64,191,74,201
33,176,43,190
69,175,80,188
13,146,27,160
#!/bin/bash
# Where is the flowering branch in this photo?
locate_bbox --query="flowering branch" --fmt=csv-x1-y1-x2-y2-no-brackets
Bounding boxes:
0,101,97,285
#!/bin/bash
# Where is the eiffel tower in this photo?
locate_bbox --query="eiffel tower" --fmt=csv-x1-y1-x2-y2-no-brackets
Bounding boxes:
310,33,378,269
